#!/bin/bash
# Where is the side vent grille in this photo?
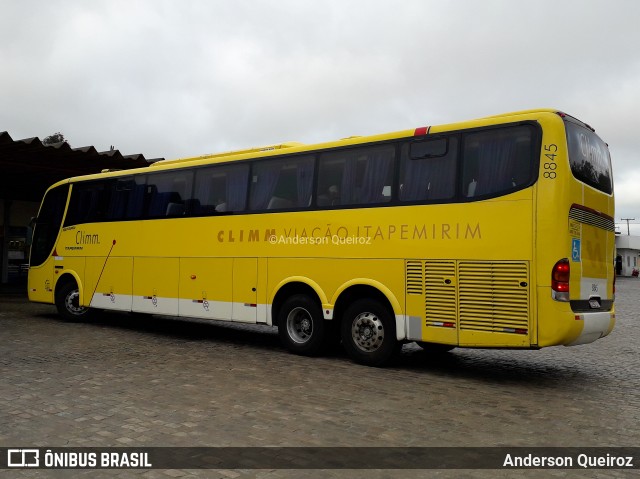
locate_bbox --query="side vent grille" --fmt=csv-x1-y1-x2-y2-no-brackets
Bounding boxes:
458,261,529,333
406,260,531,336
569,205,615,232
406,260,424,295
425,261,457,327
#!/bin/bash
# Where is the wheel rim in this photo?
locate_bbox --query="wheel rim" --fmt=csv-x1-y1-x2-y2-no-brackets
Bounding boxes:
351,311,385,352
65,289,87,316
286,306,313,344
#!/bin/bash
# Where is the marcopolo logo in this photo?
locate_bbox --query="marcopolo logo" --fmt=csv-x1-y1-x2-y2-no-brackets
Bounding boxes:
7,449,40,467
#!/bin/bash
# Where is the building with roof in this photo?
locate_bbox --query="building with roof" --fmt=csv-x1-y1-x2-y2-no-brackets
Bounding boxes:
615,234,640,277
0,131,161,285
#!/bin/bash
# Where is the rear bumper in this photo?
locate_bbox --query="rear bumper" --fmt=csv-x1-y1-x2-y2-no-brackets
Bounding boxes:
565,311,615,346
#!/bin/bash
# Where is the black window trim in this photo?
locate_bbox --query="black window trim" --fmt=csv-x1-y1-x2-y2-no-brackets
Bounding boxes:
455,120,541,203
61,120,542,226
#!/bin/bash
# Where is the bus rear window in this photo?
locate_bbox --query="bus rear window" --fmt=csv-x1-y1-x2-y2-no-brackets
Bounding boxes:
565,120,612,194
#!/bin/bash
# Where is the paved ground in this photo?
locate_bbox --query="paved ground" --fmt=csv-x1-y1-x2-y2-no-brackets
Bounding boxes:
1,279,639,479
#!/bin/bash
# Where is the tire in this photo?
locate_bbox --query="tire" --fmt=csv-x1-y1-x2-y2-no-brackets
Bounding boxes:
415,342,455,354
341,298,400,367
277,294,325,356
55,280,92,322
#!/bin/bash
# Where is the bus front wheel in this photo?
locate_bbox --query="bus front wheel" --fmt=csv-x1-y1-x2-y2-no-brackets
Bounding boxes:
341,298,400,367
277,294,325,356
55,280,92,322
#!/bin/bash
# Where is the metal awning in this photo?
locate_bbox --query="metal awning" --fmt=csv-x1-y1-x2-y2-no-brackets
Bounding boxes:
0,131,162,202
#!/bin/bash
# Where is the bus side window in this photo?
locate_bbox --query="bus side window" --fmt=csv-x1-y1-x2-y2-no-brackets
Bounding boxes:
193,163,249,215
107,176,147,220
65,181,112,225
399,137,457,202
249,156,314,211
461,125,534,198
145,171,193,218
317,145,394,206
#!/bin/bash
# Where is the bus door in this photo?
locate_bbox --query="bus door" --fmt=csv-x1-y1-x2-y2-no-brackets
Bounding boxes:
231,257,258,323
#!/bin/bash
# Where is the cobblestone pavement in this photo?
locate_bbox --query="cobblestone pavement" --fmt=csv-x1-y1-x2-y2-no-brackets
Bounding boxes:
1,279,639,479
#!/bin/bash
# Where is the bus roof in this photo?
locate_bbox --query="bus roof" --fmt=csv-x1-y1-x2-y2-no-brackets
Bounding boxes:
56,108,564,186
155,141,307,167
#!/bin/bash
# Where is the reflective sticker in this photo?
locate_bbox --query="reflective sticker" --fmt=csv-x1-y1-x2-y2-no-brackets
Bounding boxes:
572,238,581,262
569,220,581,237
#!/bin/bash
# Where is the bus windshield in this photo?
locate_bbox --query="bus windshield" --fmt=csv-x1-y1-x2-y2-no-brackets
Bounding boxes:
565,119,613,194
30,184,69,267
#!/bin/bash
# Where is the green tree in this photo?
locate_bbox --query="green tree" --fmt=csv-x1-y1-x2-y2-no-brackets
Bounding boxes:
42,132,66,145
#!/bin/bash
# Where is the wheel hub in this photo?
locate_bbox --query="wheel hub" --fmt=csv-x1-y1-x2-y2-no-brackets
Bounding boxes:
286,306,313,344
65,290,86,315
300,318,311,332
351,312,384,352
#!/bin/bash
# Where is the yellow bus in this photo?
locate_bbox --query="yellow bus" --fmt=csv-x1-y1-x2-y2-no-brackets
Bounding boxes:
28,109,615,366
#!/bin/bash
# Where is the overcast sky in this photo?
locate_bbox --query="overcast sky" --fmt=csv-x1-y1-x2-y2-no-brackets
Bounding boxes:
1,0,639,231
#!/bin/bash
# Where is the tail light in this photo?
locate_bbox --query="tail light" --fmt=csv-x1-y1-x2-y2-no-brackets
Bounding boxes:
552,259,570,302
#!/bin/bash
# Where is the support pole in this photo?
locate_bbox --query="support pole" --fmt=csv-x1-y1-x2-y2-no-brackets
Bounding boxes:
621,218,635,236
1,199,12,284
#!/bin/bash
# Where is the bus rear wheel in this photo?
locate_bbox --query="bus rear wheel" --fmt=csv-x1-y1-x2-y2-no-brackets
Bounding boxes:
55,280,92,322
341,298,400,367
277,294,325,356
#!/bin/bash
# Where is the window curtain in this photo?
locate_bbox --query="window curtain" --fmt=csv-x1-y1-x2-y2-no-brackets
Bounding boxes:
227,166,249,211
194,170,214,207
401,156,429,201
425,156,455,199
250,164,281,210
339,157,358,205
475,136,517,196
401,141,456,201
295,157,314,207
359,150,393,203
